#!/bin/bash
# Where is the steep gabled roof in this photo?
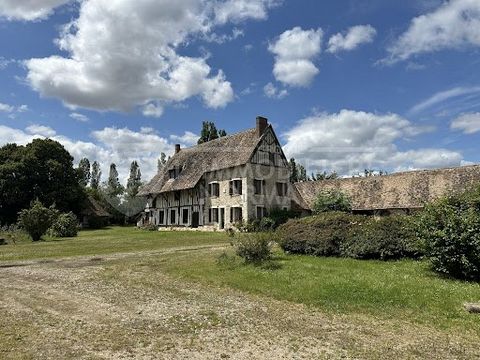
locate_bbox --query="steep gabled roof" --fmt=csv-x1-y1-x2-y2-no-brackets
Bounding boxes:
139,127,263,196
81,195,112,217
294,164,480,211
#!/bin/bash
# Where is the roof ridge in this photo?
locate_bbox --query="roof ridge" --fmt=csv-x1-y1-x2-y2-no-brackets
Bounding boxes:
182,127,256,150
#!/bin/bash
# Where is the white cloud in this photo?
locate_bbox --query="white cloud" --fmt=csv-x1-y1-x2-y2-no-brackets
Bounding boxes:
26,124,57,137
142,103,164,118
24,1,276,117
17,104,29,112
327,25,377,53
169,131,199,147
69,112,89,122
0,0,70,21
0,102,14,112
385,0,480,64
451,112,480,134
268,27,323,87
283,109,460,175
409,86,480,114
263,82,288,99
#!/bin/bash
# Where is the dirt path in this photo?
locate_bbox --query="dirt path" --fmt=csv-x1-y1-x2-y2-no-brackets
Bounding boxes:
1,249,478,359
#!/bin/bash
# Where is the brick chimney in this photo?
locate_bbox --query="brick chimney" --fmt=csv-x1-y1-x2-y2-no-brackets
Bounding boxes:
256,116,268,137
175,144,181,154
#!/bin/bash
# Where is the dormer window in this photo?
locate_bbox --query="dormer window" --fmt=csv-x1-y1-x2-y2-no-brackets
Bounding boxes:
168,166,182,179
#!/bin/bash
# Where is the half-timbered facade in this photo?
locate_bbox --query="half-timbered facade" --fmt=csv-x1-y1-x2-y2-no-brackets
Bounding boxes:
138,117,291,230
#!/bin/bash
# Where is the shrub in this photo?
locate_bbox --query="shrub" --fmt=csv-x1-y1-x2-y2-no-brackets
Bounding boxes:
416,191,480,281
277,212,364,256
268,208,300,228
231,232,273,264
139,223,157,231
48,212,78,237
259,217,276,232
17,200,59,241
341,215,422,260
312,189,352,214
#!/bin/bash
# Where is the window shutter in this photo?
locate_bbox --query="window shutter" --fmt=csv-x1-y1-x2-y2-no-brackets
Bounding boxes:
208,208,211,223
229,181,233,195
238,181,242,195
230,207,233,222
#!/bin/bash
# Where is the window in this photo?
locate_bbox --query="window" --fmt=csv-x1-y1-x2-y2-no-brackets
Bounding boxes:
174,191,181,201
152,197,157,208
159,210,165,224
168,167,182,179
229,179,242,195
254,179,265,195
170,209,176,224
209,208,219,223
209,182,220,197
230,207,243,222
256,206,267,219
182,208,189,224
276,182,287,196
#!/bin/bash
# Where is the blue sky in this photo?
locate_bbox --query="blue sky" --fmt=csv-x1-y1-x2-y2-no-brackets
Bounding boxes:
1,0,480,182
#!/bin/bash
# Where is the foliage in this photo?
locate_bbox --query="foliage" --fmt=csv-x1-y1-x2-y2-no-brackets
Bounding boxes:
78,158,91,187
277,212,364,256
105,163,124,197
288,158,298,183
126,160,142,198
48,212,79,238
268,208,300,228
311,171,339,181
197,121,226,144
17,200,59,241
259,217,276,231
312,189,352,214
416,189,480,281
231,232,273,264
157,152,167,173
341,215,422,260
0,223,30,244
0,139,85,224
90,161,101,189
139,223,157,231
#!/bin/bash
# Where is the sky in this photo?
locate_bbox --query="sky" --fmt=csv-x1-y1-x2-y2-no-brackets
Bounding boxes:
1,0,480,183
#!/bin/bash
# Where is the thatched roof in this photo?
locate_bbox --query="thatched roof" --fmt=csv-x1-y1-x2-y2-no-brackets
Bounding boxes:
294,165,480,211
139,127,263,196
81,195,111,217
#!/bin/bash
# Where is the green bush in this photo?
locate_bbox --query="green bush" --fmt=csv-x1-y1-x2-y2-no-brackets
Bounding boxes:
48,212,78,237
17,200,59,241
268,208,300,228
313,189,352,214
259,217,276,231
231,232,273,264
416,190,480,281
277,212,364,256
341,215,422,260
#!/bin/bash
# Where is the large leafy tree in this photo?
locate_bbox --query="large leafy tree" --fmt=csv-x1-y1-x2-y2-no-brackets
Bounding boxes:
157,152,167,173
0,139,84,224
90,161,101,189
126,160,142,198
197,121,226,144
78,157,91,187
106,163,124,197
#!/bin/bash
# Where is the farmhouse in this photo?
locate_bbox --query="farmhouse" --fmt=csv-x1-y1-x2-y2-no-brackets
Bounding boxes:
139,116,480,229
138,117,291,229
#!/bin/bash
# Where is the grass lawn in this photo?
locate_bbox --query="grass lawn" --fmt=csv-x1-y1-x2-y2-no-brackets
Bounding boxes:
157,247,480,335
1,226,480,358
0,226,228,261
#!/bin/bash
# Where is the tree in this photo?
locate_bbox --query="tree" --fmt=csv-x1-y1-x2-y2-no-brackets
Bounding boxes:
157,152,167,173
311,171,339,181
90,161,101,189
289,158,298,183
78,158,91,187
18,200,59,241
313,189,352,214
197,121,225,144
126,161,142,198
0,139,84,224
297,164,308,182
106,163,124,197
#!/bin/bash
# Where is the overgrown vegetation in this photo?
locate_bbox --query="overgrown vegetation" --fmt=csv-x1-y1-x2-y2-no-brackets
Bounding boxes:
416,187,480,281
48,212,79,238
17,200,59,241
312,189,352,214
230,232,273,264
277,213,423,260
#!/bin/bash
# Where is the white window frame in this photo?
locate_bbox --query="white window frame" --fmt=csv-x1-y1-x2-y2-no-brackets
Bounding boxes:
256,206,267,219
254,178,265,195
181,207,190,225
229,178,243,196
208,181,220,198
